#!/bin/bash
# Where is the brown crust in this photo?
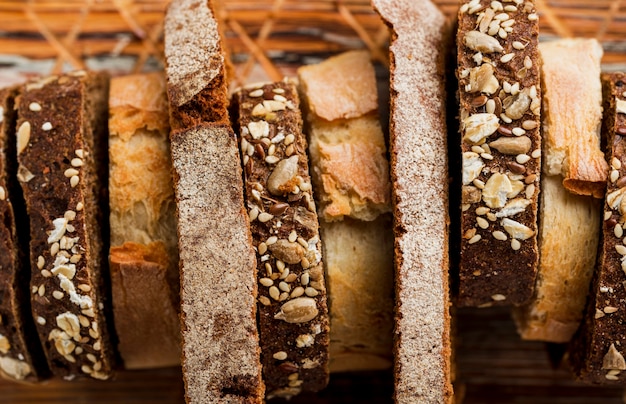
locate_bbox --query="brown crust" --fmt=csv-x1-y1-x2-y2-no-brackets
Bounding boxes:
16,71,114,380
570,72,626,384
0,86,49,382
457,0,541,307
234,81,330,398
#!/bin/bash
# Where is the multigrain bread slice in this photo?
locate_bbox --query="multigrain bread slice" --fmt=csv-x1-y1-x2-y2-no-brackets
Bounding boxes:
569,72,626,383
513,39,605,343
0,86,48,382
164,0,264,402
16,72,114,380
297,51,394,372
108,72,180,369
372,0,453,402
233,81,329,398
457,0,542,307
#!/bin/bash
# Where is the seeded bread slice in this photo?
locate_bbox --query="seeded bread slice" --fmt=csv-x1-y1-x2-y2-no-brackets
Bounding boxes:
372,0,453,402
164,0,264,401
457,0,542,307
16,72,114,380
569,72,626,383
0,86,49,382
233,81,330,399
108,72,180,369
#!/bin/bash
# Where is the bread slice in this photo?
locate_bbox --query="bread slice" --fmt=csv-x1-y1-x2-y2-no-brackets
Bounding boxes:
233,81,329,398
16,71,114,380
457,0,542,307
0,86,48,382
108,72,180,369
569,72,626,383
164,0,264,402
297,51,394,372
372,0,453,402
513,39,605,343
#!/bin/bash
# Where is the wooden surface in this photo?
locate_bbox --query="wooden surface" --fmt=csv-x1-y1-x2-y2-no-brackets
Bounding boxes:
0,307,622,403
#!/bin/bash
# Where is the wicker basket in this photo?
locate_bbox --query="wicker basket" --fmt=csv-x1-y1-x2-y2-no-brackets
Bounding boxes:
1,1,626,403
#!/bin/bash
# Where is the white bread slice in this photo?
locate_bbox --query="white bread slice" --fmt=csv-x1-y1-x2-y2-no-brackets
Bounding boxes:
372,0,453,402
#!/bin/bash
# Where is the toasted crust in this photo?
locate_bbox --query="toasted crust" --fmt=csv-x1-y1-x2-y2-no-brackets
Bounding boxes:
372,0,453,402
540,39,608,198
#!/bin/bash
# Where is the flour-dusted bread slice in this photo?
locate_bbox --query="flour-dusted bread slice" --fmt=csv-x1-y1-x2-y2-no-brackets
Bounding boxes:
372,0,453,402
108,72,180,369
297,51,394,373
569,72,626,383
164,0,264,402
513,39,605,343
16,71,114,380
456,0,542,308
233,81,329,399
0,86,49,382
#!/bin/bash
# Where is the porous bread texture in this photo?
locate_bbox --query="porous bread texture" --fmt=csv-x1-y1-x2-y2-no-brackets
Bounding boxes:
171,124,264,403
513,175,601,342
298,50,391,222
372,0,453,402
540,39,608,198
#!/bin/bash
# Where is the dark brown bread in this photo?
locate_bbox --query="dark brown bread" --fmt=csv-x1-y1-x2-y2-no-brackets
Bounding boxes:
233,81,330,399
372,0,453,402
457,0,542,307
164,0,264,402
16,72,114,380
0,86,48,382
570,72,626,383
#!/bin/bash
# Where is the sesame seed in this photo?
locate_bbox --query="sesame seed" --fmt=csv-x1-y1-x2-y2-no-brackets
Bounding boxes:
249,89,264,97
511,239,521,250
301,257,311,269
291,287,304,298
500,114,512,124
604,306,619,314
284,134,295,146
266,236,277,245
279,281,290,292
29,102,42,112
498,28,507,38
460,3,469,13
486,99,496,114
528,13,538,21
265,156,280,164
524,56,533,69
493,230,507,240
611,170,620,183
64,168,79,178
70,176,80,188
82,308,95,318
615,244,626,256
305,287,319,297
269,286,280,300
78,284,91,292
76,202,84,211
70,254,81,263
37,316,46,325
279,292,289,301
258,212,273,223
531,149,541,159
468,234,482,244
53,291,64,299
500,53,514,63
273,351,288,360
259,296,271,306
501,18,515,28
41,270,52,277
258,242,267,255
504,4,517,11
491,1,503,11
0,186,4,201
260,278,273,287
612,157,622,170
288,230,298,243
476,217,489,229
37,255,45,269
273,94,287,103
596,309,605,319
512,127,526,136
513,41,526,50
510,82,520,95
301,272,310,286
51,242,60,256
38,284,45,296
606,374,619,381
525,184,536,199
487,212,497,221
286,274,297,283
71,158,83,167
280,268,290,280
476,207,490,215
264,263,272,275
249,207,259,222
516,154,531,164
491,294,506,301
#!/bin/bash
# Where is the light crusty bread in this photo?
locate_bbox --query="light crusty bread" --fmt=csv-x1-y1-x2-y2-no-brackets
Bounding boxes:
298,51,391,222
540,39,608,198
372,0,453,402
570,72,626,383
0,86,48,382
297,51,394,373
164,0,264,402
108,72,180,369
17,71,114,380
513,39,604,343
513,176,601,342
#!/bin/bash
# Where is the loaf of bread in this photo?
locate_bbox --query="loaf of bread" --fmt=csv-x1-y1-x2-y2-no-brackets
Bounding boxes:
457,0,542,307
297,51,394,373
108,72,181,369
233,80,330,398
513,39,604,343
164,0,264,402
372,0,453,402
0,86,48,382
570,72,626,383
16,71,114,380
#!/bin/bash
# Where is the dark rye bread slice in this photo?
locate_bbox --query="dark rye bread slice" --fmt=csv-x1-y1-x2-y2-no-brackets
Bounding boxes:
570,73,626,383
0,86,48,382
457,0,542,307
233,81,330,399
372,0,453,402
164,0,264,402
16,72,114,380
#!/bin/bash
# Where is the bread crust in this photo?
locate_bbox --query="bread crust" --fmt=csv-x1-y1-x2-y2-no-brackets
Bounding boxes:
372,0,453,402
